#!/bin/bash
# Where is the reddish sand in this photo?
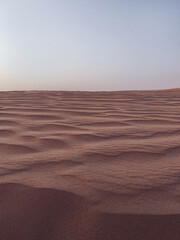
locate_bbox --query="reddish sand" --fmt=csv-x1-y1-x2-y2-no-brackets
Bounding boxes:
0,90,180,239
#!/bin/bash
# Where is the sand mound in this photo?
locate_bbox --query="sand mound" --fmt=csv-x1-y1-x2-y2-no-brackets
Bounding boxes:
38,138,70,149
0,183,96,240
0,143,37,155
0,183,180,240
0,130,15,137
0,120,18,126
37,124,82,132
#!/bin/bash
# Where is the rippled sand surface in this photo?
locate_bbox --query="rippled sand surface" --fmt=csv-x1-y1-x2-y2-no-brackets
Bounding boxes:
0,90,180,239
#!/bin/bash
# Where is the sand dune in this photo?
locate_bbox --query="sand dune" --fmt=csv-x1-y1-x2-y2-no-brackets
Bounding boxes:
0,89,180,239
0,143,37,155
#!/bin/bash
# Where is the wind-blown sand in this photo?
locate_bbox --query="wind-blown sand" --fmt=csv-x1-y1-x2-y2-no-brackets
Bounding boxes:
0,89,180,239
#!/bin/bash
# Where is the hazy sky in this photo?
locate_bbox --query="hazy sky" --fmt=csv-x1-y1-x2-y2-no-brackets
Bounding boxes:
0,0,180,91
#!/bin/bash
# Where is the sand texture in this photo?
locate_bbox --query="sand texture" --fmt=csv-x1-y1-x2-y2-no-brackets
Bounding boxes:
0,90,180,239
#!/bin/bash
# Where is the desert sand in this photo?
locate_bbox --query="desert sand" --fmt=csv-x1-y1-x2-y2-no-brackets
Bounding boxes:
0,89,180,239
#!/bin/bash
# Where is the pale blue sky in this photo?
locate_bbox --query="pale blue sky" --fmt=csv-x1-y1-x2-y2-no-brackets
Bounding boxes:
0,0,180,90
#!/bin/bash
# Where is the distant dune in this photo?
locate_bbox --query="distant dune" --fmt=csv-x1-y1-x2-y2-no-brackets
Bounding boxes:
0,90,180,239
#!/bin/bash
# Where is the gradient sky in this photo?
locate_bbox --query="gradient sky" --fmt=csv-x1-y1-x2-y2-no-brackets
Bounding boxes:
0,0,180,91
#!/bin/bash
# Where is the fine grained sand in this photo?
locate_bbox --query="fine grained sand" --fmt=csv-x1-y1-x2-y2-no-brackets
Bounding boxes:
0,89,180,239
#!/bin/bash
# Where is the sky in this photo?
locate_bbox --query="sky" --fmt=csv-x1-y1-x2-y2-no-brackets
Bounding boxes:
0,0,180,91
